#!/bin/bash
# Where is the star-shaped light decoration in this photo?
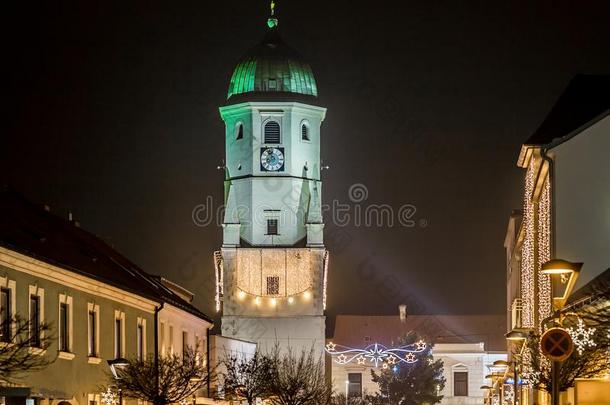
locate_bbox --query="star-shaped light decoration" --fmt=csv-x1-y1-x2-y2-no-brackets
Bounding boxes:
415,340,427,351
356,355,366,365
337,354,348,364
567,318,596,355
404,352,416,363
325,342,337,352
387,355,397,365
101,388,117,405
382,362,389,369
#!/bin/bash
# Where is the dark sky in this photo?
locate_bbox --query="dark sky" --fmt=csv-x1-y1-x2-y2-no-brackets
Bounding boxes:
4,1,610,325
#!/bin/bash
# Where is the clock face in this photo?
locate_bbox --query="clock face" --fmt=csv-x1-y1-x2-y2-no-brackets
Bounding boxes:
260,147,285,172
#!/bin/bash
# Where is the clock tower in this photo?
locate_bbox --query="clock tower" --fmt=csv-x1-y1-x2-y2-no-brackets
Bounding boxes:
214,8,328,357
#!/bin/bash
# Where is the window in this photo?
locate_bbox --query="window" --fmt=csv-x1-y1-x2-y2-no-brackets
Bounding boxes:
267,78,277,90
169,325,174,355
301,122,310,141
454,371,468,396
160,321,166,356
264,121,281,144
29,295,41,347
88,310,96,356
0,288,10,343
266,276,280,295
267,219,278,235
137,324,144,360
182,331,189,355
58,294,73,354
115,318,122,358
87,303,99,357
236,123,244,140
348,373,362,398
137,317,146,360
114,311,125,358
59,303,69,352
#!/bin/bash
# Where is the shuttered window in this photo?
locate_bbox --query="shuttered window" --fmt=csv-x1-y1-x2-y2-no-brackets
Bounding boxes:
267,219,278,235
264,121,281,144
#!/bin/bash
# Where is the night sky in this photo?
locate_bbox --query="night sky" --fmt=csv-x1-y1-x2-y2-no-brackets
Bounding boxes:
4,1,610,327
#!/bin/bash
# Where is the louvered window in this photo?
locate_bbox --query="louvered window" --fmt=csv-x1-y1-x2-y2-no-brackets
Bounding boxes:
264,121,281,144
266,276,280,295
301,123,310,141
267,219,278,235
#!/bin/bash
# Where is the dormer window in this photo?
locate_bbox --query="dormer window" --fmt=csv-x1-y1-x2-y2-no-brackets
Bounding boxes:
264,121,281,144
236,123,244,140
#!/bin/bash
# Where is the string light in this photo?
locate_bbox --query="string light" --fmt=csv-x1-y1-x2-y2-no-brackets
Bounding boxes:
323,250,329,310
101,388,117,405
325,341,425,367
538,178,552,326
236,249,312,297
567,318,596,355
213,251,224,312
520,164,536,329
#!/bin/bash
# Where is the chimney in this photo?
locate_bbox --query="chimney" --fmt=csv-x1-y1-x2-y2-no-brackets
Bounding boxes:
399,304,407,323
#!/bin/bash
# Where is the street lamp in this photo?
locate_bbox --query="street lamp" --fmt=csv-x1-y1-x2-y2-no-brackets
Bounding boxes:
540,259,583,405
107,357,128,405
345,380,349,405
540,259,582,311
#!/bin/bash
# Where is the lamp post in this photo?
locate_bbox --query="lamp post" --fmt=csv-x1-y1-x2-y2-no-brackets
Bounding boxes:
345,380,349,405
540,259,582,405
107,357,129,405
505,329,528,405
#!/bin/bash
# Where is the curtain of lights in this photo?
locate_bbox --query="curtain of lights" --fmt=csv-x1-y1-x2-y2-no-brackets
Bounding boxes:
521,164,536,329
537,177,552,327
236,249,312,297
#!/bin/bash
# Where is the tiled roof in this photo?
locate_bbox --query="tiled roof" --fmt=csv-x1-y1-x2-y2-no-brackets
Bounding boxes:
525,74,610,147
0,188,213,324
330,314,507,352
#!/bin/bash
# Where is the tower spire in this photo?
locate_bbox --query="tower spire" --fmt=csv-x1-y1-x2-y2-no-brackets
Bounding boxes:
267,0,278,29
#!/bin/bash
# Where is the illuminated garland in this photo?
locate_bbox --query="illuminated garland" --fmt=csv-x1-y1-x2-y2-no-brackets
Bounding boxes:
325,340,426,368
537,177,552,328
322,250,329,310
214,251,223,312
521,164,536,328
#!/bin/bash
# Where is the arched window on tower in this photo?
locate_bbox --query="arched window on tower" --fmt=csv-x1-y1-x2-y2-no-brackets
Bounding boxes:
301,122,310,141
264,121,281,144
236,123,244,140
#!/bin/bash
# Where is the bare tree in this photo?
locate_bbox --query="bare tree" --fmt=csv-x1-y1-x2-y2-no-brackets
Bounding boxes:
267,345,332,405
522,301,610,392
109,345,214,405
223,350,273,404
0,314,55,383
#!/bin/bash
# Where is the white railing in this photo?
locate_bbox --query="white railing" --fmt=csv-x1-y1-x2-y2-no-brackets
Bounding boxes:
511,298,523,330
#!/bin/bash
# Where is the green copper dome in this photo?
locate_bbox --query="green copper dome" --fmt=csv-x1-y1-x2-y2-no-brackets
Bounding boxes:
227,28,318,100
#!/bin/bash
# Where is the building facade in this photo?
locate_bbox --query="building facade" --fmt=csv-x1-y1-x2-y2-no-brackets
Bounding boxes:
0,190,214,404
215,11,328,358
326,311,507,404
504,75,610,404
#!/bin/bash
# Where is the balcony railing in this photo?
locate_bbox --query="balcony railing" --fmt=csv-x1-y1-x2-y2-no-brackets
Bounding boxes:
511,298,523,330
